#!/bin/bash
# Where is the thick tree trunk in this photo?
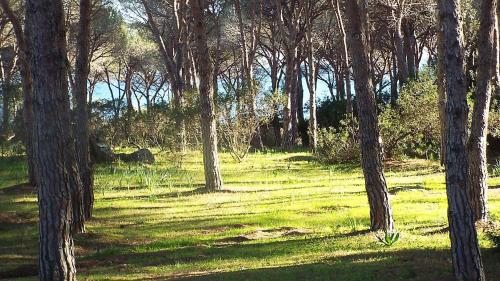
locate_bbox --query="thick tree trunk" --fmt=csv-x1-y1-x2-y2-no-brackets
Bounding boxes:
74,0,93,220
282,46,298,149
467,0,497,223
26,0,80,279
438,0,486,279
0,0,36,186
191,0,223,191
346,0,393,232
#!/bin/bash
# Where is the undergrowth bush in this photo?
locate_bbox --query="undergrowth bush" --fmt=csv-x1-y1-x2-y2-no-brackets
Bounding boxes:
485,220,500,250
316,119,360,163
379,70,440,159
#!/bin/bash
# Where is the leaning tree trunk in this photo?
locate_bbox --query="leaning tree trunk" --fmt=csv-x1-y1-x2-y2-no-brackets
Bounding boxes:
345,0,393,232
191,0,223,191
0,0,36,186
26,0,81,279
468,0,497,223
74,0,93,220
438,0,486,279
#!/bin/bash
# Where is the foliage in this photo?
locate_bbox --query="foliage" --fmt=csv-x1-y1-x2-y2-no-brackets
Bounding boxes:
90,90,201,151
379,71,440,159
316,98,350,129
316,118,360,164
376,231,401,247
218,82,276,162
485,220,500,250
492,159,500,177
490,98,500,138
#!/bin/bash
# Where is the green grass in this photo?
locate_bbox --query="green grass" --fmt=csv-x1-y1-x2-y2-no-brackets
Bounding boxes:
1,151,500,281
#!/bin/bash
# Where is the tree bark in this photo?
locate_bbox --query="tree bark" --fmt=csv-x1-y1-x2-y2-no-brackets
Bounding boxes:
74,0,93,220
467,0,497,222
26,0,80,279
191,0,223,191
0,0,36,186
345,0,393,232
438,0,486,279
437,22,447,166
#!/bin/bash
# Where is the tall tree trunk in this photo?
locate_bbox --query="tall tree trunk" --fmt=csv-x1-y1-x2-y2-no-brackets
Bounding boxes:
143,0,187,151
438,0,486,279
306,51,317,151
297,60,308,147
331,0,353,116
393,7,408,88
334,64,345,101
437,24,447,166
467,0,497,223
270,52,281,147
191,0,223,191
0,0,36,186
26,0,80,279
282,46,297,149
390,50,398,104
403,19,417,79
345,0,393,231
1,81,10,136
74,0,93,220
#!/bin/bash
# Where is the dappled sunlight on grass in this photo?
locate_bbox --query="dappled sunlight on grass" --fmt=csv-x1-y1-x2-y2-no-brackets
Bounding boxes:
1,151,500,280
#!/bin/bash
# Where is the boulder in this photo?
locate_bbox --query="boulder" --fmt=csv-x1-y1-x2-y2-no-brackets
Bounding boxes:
116,148,155,164
89,135,116,163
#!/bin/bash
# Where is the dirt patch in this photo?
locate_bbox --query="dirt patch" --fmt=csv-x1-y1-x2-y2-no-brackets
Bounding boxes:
219,226,312,243
320,205,350,212
0,212,34,228
200,224,251,235
389,185,429,195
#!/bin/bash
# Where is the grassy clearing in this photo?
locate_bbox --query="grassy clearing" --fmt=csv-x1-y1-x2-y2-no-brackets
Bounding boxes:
0,151,499,281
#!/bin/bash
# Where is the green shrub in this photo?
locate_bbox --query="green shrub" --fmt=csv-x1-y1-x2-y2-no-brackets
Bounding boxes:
316,119,360,163
376,231,401,247
485,221,500,249
379,70,440,159
492,159,500,177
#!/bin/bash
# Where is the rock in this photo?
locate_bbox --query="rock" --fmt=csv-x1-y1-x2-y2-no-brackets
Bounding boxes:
117,148,155,164
89,134,154,164
89,135,116,163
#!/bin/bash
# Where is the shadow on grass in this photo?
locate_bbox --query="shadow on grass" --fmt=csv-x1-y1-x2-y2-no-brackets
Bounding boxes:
0,183,36,195
117,248,500,281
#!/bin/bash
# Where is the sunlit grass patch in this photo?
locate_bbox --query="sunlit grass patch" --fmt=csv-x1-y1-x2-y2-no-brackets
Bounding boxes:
0,151,499,280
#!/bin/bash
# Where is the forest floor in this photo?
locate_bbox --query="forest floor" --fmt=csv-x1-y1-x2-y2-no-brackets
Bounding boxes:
1,150,500,281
